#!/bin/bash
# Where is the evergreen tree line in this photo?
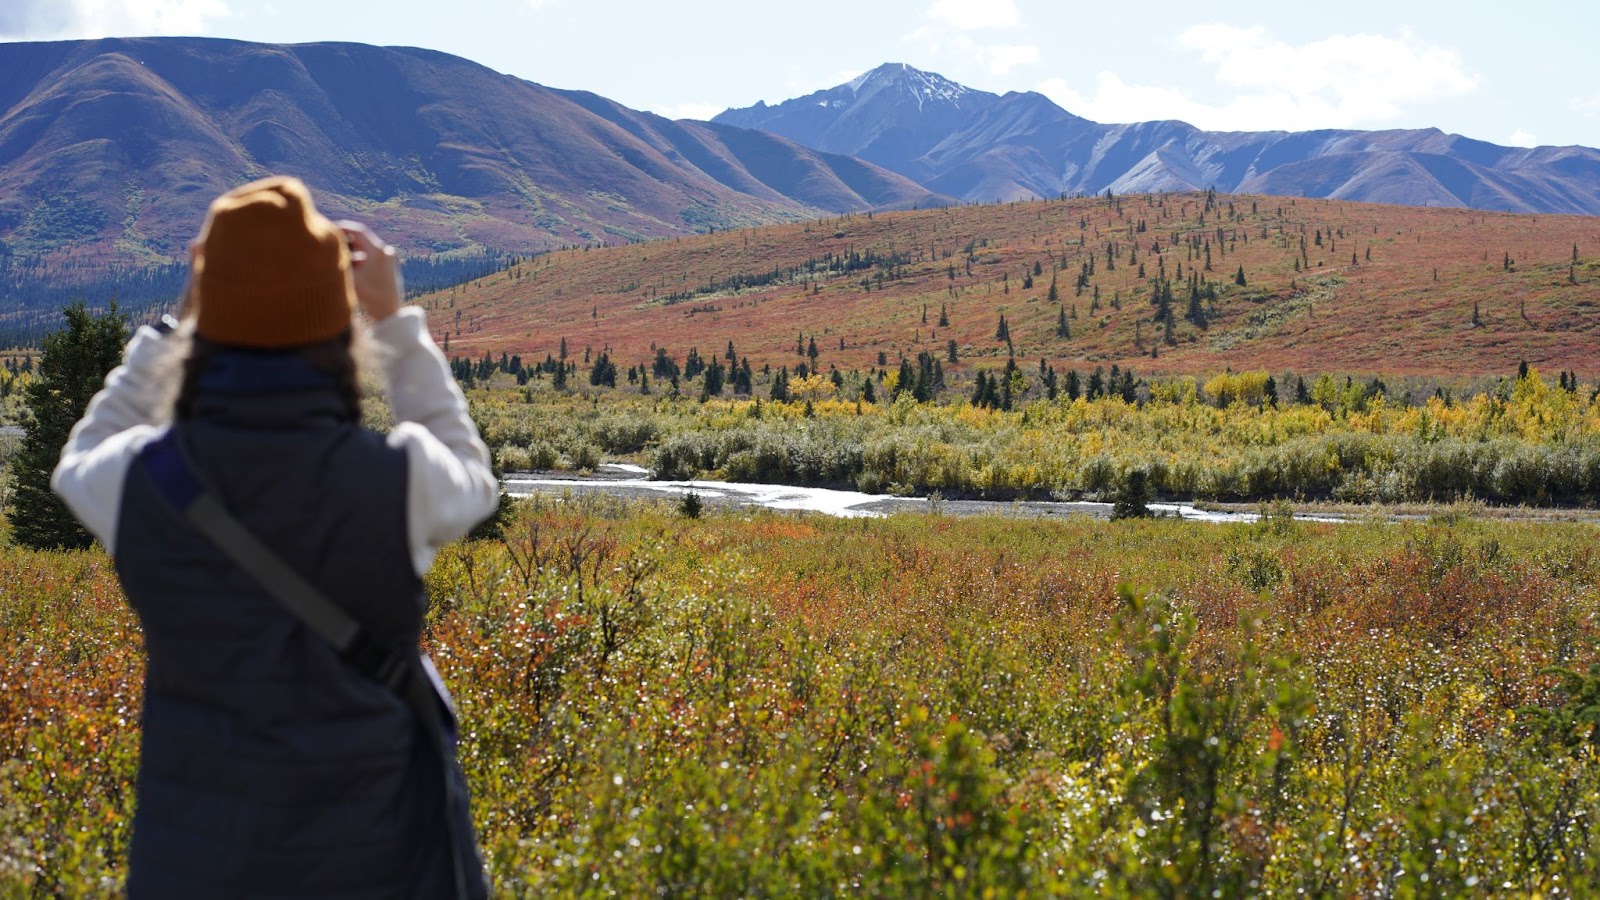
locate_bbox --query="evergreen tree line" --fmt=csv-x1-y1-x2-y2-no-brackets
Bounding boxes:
0,262,183,347
401,249,512,299
972,361,1141,411
0,249,515,349
656,248,913,306
450,338,1594,421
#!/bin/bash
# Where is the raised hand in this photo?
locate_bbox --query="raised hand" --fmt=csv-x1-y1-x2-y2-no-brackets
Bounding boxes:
338,220,403,323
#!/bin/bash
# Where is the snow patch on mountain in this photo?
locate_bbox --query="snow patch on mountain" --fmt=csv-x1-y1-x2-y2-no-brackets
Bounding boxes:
905,68,971,107
846,67,877,94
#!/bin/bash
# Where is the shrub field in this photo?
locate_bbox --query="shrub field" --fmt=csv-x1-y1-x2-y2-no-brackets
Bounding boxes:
6,497,1600,895
466,366,1600,508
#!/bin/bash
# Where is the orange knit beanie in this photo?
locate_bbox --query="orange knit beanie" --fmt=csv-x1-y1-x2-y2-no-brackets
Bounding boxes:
192,176,355,348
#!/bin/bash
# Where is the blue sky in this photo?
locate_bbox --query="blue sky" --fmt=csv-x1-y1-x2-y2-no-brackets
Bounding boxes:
5,0,1598,149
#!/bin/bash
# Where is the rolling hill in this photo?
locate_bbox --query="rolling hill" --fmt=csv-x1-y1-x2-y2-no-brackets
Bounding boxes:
0,38,947,331
715,63,1600,216
421,191,1600,378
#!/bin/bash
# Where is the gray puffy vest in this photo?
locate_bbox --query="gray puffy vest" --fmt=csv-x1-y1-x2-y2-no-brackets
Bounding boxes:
113,370,486,898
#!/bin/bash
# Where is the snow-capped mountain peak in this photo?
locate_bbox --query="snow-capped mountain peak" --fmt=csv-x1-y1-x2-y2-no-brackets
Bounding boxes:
846,63,972,109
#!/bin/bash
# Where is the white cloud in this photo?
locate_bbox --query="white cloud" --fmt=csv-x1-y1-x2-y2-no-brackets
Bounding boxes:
0,0,229,40
1036,24,1480,132
1507,129,1538,147
527,0,556,10
927,0,1020,31
900,0,1036,78
979,43,1038,76
905,29,1041,77
653,102,723,122
1037,73,1203,125
1572,91,1600,116
1181,25,1478,117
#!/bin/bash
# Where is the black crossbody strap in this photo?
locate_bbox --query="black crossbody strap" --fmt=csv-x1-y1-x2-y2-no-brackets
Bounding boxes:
137,430,476,899
185,493,360,644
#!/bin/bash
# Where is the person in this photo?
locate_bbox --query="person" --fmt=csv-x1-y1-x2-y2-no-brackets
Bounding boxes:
52,176,498,897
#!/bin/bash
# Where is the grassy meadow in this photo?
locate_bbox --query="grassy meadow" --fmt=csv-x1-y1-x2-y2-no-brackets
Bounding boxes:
6,495,1600,896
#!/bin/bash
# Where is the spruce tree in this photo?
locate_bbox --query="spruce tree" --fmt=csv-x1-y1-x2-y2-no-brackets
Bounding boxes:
895,358,916,400
1118,370,1137,403
1110,469,1154,520
999,357,1019,410
1186,279,1208,329
9,302,128,549
588,352,617,387
701,359,725,398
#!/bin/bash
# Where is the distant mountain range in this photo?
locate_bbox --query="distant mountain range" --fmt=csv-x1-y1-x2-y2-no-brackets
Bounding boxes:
716,63,1600,214
0,38,944,325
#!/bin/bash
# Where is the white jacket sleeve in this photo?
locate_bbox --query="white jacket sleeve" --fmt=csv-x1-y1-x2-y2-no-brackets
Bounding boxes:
51,325,181,554
371,307,499,575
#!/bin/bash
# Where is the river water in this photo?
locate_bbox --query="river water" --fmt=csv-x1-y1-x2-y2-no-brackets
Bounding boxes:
504,465,1345,524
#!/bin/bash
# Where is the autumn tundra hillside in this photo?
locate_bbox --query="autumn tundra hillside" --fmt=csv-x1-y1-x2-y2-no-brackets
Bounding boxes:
424,192,1600,378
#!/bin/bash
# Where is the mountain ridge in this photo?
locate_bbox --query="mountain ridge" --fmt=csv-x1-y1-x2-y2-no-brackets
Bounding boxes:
0,37,949,326
715,63,1600,215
